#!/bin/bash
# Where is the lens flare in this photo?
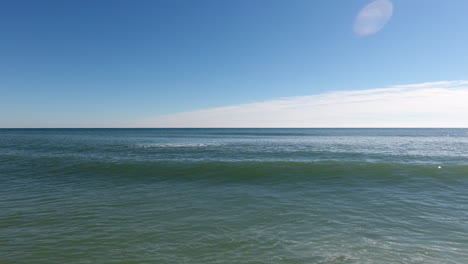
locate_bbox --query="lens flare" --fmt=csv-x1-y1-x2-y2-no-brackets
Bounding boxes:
353,0,393,36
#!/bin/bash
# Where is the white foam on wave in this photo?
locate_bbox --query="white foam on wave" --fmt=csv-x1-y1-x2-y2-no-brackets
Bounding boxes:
133,143,223,148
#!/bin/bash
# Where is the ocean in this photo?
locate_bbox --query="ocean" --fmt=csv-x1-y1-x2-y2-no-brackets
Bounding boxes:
1,128,468,263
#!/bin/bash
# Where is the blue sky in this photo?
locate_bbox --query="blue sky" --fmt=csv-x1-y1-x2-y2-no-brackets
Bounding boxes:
1,0,468,127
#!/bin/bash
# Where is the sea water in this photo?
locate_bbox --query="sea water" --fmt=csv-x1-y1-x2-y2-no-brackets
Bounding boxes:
1,128,468,263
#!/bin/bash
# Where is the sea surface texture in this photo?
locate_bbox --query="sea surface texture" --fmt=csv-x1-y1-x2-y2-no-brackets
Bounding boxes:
1,128,468,264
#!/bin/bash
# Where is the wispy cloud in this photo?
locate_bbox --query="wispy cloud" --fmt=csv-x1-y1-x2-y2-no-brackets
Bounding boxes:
353,0,393,36
139,81,468,128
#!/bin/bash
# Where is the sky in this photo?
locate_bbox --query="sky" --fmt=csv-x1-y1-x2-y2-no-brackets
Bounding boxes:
1,0,467,128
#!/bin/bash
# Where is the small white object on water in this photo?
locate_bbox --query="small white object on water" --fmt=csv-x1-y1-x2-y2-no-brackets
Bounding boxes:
438,166,442,169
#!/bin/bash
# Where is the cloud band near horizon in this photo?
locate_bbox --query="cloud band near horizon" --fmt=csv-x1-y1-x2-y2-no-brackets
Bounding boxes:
139,81,468,128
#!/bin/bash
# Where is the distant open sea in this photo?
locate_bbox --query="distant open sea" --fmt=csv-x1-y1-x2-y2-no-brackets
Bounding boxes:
1,128,468,263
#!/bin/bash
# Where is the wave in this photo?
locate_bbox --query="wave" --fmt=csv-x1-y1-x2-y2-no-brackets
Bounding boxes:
3,153,467,183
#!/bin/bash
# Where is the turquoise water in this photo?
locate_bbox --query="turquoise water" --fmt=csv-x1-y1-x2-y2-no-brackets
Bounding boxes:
1,128,468,263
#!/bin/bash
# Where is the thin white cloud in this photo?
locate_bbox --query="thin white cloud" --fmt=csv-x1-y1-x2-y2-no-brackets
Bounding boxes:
353,0,393,36
139,81,468,128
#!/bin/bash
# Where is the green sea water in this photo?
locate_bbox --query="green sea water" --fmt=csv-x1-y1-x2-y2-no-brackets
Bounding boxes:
1,128,468,263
